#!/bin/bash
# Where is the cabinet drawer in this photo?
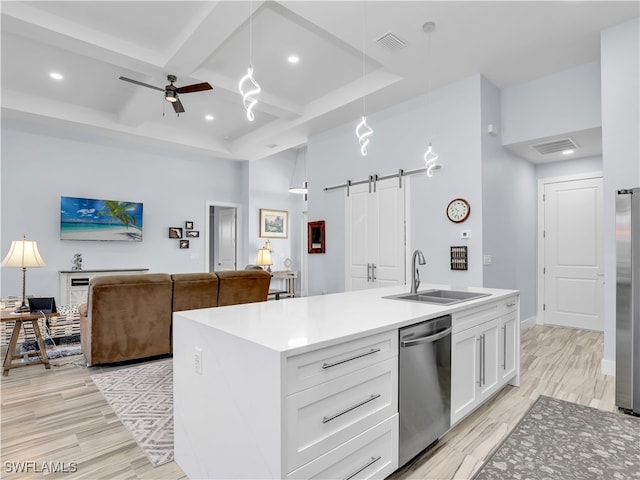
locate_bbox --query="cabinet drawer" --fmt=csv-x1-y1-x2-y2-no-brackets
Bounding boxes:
287,330,397,394
499,296,519,315
452,301,500,334
287,415,398,479
286,358,397,472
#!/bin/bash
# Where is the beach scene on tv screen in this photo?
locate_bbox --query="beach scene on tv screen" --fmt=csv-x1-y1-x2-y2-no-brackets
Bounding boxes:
60,196,143,241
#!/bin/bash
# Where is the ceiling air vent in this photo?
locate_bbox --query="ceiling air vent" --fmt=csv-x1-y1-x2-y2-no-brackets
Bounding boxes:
530,137,578,155
376,32,408,51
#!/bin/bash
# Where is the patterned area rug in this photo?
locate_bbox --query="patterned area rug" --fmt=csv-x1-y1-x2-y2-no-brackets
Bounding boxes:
90,359,173,467
474,395,640,479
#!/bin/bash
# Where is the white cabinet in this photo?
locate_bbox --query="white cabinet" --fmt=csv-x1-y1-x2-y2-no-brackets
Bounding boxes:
451,295,519,425
286,330,399,477
59,269,148,305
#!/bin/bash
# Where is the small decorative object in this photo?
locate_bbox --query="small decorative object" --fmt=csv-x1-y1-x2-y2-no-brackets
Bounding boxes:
185,221,194,229
308,220,326,254
179,240,190,249
450,245,468,270
186,230,199,238
446,198,471,223
283,258,292,270
169,227,183,238
72,253,83,271
260,208,288,238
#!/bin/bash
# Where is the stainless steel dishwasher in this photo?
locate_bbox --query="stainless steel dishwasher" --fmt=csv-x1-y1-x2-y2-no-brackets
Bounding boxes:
398,315,452,467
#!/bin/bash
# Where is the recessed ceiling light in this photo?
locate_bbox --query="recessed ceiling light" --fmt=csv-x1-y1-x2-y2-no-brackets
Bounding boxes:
49,72,63,80
562,149,575,155
205,114,215,121
287,55,300,64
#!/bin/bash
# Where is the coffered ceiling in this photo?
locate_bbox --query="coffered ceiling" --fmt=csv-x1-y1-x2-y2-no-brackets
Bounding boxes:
1,1,638,161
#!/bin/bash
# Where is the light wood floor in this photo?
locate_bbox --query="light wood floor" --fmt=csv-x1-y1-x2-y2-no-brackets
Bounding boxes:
0,325,616,480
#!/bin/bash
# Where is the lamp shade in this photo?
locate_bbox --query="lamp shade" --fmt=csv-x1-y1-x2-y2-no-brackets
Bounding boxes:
2,238,47,268
256,247,273,267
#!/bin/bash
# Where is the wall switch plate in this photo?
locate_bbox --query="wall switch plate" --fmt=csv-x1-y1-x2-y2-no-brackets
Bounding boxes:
461,230,471,239
483,255,492,265
194,347,202,375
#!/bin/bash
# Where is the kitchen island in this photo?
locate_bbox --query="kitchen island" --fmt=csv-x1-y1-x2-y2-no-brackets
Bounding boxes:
173,284,519,479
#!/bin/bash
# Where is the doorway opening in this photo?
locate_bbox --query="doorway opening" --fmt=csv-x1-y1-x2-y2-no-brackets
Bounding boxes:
205,201,241,272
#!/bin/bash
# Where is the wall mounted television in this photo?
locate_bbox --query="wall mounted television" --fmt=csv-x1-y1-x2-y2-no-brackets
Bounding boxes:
60,196,143,241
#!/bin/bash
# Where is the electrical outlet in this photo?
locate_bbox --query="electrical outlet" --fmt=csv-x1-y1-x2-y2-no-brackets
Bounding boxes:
483,255,492,265
194,347,202,375
461,230,471,239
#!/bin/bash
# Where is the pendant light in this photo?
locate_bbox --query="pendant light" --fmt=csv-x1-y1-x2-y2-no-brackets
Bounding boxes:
239,1,261,122
355,2,373,156
422,21,442,176
289,145,308,195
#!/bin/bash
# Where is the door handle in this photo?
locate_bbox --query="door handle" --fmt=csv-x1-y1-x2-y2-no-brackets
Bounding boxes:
322,348,381,369
372,263,377,281
344,456,382,480
366,264,372,282
482,333,486,386
401,328,452,347
322,394,381,424
502,325,507,370
477,337,482,386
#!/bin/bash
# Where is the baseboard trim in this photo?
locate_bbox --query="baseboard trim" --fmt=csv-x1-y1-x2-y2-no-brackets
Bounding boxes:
601,358,615,377
520,316,537,331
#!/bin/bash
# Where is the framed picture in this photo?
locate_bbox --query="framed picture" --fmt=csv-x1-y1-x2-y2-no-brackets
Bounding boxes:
169,227,183,239
186,230,199,238
179,239,190,249
185,221,194,229
308,220,326,254
260,208,288,238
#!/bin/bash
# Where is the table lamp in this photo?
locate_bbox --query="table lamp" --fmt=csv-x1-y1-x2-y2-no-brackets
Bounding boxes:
2,235,47,313
256,246,273,272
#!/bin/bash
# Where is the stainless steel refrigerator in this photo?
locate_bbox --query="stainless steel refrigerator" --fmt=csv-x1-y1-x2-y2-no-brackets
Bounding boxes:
616,188,640,415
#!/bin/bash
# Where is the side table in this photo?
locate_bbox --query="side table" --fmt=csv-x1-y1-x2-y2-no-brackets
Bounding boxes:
1,310,57,376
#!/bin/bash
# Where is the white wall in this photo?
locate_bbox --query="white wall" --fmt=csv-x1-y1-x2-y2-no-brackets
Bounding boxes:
601,18,640,372
247,149,306,277
307,75,485,296
0,126,298,305
481,77,537,322
535,156,602,179
501,62,601,145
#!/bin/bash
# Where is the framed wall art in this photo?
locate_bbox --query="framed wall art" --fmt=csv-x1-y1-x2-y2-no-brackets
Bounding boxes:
308,220,325,254
169,227,183,239
260,208,288,238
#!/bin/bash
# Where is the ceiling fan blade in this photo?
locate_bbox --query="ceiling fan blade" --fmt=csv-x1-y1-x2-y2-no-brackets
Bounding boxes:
119,76,164,92
176,82,213,94
172,97,185,114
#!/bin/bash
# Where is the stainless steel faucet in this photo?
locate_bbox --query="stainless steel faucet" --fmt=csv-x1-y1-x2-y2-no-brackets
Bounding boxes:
411,249,426,293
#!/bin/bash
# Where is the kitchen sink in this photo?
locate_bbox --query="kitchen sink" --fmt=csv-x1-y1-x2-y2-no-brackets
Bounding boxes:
384,289,490,305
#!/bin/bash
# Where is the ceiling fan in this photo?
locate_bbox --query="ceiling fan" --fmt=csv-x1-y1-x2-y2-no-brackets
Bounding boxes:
119,74,212,113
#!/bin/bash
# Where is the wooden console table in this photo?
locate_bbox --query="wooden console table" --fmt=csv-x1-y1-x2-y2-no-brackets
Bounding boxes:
1,310,58,376
269,270,297,300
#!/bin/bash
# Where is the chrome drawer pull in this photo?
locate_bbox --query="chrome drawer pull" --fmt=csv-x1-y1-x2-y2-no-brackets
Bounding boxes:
344,456,382,480
322,348,381,369
322,394,381,424
506,302,516,307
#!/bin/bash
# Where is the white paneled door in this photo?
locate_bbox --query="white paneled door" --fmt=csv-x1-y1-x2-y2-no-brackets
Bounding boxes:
543,177,603,331
345,178,405,290
217,207,237,271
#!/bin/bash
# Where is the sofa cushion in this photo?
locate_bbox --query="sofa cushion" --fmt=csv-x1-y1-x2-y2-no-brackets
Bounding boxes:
171,273,219,311
216,269,271,306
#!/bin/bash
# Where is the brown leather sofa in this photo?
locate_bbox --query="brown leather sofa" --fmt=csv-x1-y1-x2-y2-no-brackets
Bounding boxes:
79,269,271,366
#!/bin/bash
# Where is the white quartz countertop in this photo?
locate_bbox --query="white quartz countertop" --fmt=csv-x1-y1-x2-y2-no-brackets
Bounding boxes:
173,284,519,356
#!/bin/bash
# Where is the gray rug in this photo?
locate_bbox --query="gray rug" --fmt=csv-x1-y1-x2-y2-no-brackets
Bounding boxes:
474,395,640,479
90,358,173,467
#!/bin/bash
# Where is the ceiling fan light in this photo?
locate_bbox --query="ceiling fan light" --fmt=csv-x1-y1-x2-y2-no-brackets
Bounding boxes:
165,90,177,102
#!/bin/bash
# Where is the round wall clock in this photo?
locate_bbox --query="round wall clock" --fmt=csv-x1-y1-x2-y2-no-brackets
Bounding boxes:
446,198,471,223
